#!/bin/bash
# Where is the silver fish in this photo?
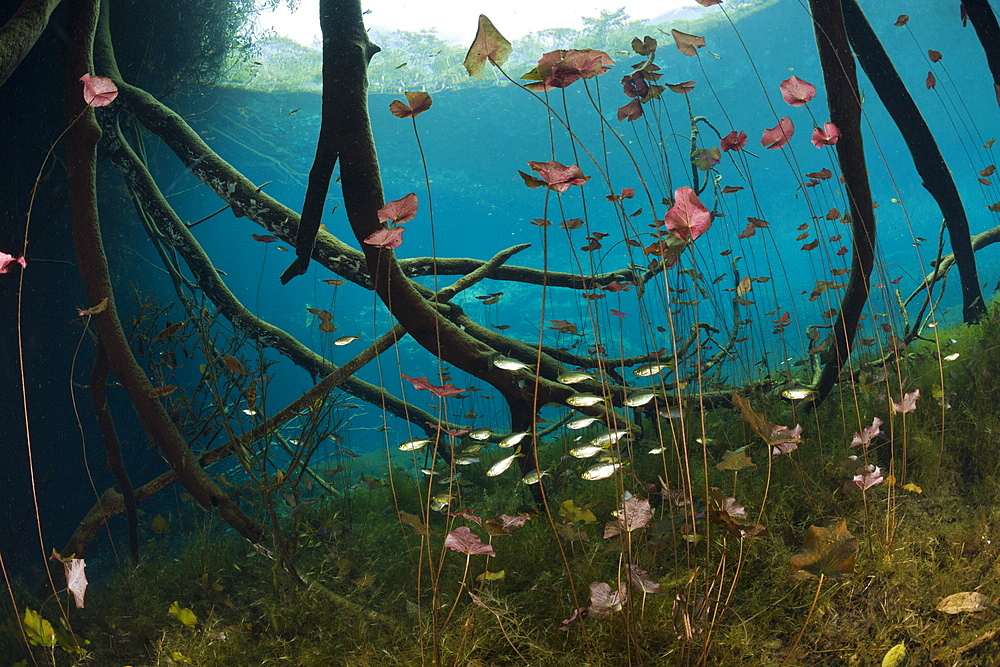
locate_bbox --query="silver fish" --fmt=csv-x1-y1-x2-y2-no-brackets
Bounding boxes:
567,416,601,430
557,371,594,384
491,354,531,371
633,362,670,377
486,451,522,477
468,428,494,441
333,335,360,346
570,444,606,458
454,456,480,465
582,461,622,480
399,438,431,451
522,469,548,485
566,393,604,407
589,429,631,447
624,391,656,407
498,431,529,448
781,388,815,401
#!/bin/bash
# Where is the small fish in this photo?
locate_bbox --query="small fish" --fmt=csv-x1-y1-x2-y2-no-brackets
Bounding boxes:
522,469,548,485
288,108,300,115
498,431,529,448
455,456,480,465
624,391,656,407
399,438,431,451
634,362,670,377
393,62,407,70
943,352,960,362
432,492,452,505
570,444,606,458
589,429,631,447
491,354,531,371
242,408,257,416
647,447,665,455
557,371,594,384
420,468,440,476
430,499,448,511
659,406,683,419
582,461,622,480
567,416,601,430
566,393,604,407
462,444,484,455
468,427,493,441
695,437,718,446
781,388,816,401
288,438,300,445
334,335,360,346
486,449,523,477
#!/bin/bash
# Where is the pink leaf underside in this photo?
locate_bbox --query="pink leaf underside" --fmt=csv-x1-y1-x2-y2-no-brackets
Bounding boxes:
604,497,653,537
80,73,118,107
0,251,27,273
401,373,464,397
780,75,816,106
444,526,496,556
363,226,404,249
672,29,706,57
720,130,747,152
617,98,643,122
626,564,661,595
665,186,712,241
761,117,795,149
695,0,723,5
589,581,627,617
844,465,883,491
526,160,590,192
464,15,512,78
892,389,920,414
851,417,882,448
65,559,88,608
377,193,418,224
811,122,841,147
526,49,615,90
389,91,432,118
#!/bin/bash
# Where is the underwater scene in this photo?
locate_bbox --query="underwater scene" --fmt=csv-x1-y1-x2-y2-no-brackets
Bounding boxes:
5,0,1000,664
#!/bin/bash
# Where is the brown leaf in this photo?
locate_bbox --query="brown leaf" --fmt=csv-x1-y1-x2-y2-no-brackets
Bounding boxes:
464,15,511,78
398,511,430,536
788,519,856,582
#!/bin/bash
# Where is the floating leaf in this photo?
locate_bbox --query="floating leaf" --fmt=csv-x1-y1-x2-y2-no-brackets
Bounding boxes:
559,499,597,524
63,558,88,608
780,75,816,106
761,117,794,149
672,29,706,57
222,355,245,374
167,601,197,627
389,92,432,118
444,526,496,556
665,187,712,241
364,227,404,249
401,373,465,397
936,591,990,614
604,496,653,538
80,73,118,107
892,389,920,414
716,449,756,471
720,130,747,152
148,384,179,398
464,15,511,78
398,510,430,536
523,161,590,192
788,519,856,582
881,642,908,667
377,193,418,225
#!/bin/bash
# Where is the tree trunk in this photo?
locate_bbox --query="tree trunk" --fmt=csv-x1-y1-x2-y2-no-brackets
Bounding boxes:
842,0,985,323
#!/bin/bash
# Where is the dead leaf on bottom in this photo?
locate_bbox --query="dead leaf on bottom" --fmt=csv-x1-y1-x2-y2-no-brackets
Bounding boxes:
936,591,990,614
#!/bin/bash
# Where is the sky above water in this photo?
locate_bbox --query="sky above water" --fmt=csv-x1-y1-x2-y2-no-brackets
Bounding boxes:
258,0,703,46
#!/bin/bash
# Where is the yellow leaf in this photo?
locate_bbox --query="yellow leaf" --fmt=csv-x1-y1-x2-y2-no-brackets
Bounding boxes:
167,601,197,627
902,482,922,494
881,642,908,667
736,276,752,296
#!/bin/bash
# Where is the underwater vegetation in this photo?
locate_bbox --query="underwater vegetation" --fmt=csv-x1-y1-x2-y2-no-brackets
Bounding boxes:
5,0,1000,664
